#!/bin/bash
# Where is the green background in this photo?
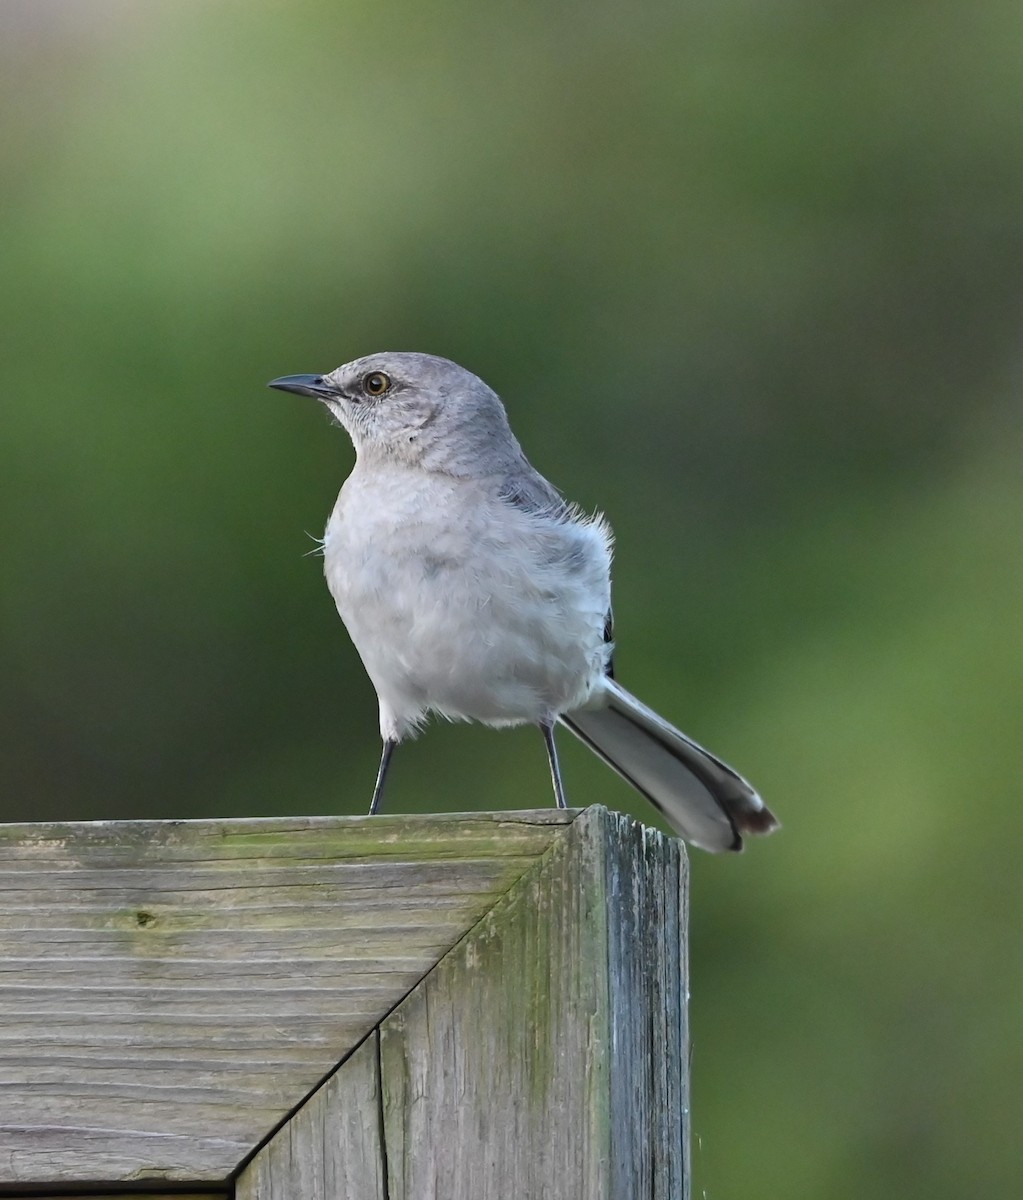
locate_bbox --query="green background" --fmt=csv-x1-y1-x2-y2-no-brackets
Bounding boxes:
2,2,1020,1196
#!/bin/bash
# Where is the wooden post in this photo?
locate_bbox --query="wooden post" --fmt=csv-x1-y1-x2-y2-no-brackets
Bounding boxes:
0,807,688,1199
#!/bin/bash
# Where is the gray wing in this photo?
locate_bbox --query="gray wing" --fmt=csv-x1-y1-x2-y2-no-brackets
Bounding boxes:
498,454,615,677
497,454,571,519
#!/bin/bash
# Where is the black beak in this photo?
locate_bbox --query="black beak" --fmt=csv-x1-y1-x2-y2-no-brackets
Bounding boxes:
267,374,339,399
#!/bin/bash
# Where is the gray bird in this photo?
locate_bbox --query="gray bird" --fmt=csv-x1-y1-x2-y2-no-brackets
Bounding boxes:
269,352,778,852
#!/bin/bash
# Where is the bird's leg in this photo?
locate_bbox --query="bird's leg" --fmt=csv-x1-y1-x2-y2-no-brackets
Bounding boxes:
368,738,397,815
539,719,568,810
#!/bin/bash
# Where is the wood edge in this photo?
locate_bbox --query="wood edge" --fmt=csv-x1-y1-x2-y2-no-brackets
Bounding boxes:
0,809,583,839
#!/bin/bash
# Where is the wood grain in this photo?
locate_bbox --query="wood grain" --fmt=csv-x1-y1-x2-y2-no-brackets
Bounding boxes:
0,812,571,1186
605,813,689,1200
377,806,689,1200
235,1032,385,1200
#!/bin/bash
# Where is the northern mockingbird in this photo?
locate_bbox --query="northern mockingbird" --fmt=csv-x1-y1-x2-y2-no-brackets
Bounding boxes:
270,352,778,852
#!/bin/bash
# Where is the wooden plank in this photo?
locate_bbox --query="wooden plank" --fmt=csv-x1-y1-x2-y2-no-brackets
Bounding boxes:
235,1032,385,1200
606,814,689,1199
0,812,572,1186
377,806,689,1200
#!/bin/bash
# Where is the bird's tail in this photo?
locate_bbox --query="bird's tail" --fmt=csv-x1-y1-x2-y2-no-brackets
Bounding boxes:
559,678,779,852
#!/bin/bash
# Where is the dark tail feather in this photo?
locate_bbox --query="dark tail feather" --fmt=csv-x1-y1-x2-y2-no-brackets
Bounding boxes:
560,679,779,853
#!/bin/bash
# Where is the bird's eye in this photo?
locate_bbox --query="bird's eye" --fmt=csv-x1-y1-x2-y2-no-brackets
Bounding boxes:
362,371,391,397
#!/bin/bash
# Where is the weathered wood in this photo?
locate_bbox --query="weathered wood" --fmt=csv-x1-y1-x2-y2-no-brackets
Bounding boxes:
235,1032,385,1200
606,814,689,1198
377,807,689,1200
0,808,688,1195
0,812,571,1186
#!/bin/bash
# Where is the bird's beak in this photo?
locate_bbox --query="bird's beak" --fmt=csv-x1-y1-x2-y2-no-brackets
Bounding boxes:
267,374,340,399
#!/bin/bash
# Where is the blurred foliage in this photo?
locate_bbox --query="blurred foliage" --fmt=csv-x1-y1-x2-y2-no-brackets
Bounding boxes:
2,2,1021,1196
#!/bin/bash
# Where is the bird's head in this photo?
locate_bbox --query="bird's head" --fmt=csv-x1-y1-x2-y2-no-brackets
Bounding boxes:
269,351,521,475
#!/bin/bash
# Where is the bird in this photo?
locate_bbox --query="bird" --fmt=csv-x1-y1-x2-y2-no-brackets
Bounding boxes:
269,352,778,852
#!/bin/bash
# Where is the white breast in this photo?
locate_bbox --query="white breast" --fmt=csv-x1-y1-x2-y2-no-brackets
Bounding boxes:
323,462,612,741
